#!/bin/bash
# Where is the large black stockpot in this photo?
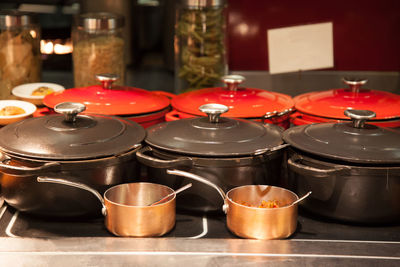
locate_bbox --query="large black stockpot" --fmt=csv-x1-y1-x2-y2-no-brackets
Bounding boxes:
283,109,400,224
0,102,145,217
136,104,288,212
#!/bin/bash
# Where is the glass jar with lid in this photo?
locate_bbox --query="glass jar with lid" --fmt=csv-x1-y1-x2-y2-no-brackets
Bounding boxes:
174,0,228,93
0,10,41,99
72,12,125,87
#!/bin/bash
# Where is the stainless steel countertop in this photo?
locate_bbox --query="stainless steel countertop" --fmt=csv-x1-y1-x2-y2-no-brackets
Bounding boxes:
0,237,399,266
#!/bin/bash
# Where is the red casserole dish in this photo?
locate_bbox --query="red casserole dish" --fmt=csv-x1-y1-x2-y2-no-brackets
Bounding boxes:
165,75,294,129
291,78,400,128
38,74,174,128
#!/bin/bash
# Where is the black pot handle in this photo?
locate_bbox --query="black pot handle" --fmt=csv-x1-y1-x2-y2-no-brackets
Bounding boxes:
136,146,193,168
0,153,61,175
287,156,350,178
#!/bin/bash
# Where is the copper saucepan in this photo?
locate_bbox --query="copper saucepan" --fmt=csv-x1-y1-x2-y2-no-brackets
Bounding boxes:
166,169,311,240
37,177,190,237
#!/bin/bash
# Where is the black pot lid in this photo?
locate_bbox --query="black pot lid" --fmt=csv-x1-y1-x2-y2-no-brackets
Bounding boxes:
283,109,400,164
145,103,284,157
0,102,146,160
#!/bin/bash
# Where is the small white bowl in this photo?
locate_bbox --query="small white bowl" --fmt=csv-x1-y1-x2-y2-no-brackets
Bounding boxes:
12,82,65,106
0,100,37,125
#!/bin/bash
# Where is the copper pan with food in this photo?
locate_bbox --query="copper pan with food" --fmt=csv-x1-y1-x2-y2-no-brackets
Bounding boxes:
165,169,311,240
0,102,145,217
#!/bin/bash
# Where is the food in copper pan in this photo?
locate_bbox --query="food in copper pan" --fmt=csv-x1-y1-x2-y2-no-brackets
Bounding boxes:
31,86,54,96
0,106,25,116
239,200,280,208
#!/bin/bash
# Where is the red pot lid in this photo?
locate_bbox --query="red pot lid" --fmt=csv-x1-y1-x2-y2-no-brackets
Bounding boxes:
171,75,294,119
43,74,170,116
294,78,400,121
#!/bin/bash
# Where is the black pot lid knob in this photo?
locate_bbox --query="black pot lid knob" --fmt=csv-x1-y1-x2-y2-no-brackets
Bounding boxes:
344,109,376,128
95,73,119,89
342,77,368,93
54,102,86,123
222,75,246,91
199,103,229,123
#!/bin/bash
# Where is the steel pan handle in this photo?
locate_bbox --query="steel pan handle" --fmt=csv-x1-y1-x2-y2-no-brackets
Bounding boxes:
287,156,350,178
37,177,107,216
166,169,228,213
136,146,193,168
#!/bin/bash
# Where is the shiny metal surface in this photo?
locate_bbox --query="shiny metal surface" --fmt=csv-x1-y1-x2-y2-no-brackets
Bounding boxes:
104,183,176,237
0,237,399,266
226,185,298,240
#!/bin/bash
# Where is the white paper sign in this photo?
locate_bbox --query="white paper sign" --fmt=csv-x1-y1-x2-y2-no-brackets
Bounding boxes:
267,22,334,74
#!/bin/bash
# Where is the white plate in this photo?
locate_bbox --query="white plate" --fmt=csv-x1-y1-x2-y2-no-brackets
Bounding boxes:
12,82,65,106
0,100,37,125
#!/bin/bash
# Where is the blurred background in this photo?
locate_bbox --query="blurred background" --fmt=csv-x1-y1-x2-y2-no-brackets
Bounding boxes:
0,0,399,94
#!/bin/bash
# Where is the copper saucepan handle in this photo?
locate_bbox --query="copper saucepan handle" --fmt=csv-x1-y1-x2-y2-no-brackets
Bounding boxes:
166,169,228,213
36,176,107,216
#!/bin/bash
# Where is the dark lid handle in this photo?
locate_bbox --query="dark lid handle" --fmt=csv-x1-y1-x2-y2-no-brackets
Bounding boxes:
344,109,376,128
199,103,229,123
96,73,119,89
54,102,86,123
342,78,368,93
222,75,245,91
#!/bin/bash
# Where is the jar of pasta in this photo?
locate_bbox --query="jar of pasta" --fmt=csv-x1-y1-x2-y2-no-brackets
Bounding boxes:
0,10,41,99
72,12,125,87
174,0,228,93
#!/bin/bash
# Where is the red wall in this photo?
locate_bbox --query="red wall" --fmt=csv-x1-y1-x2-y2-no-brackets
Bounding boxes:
227,0,400,71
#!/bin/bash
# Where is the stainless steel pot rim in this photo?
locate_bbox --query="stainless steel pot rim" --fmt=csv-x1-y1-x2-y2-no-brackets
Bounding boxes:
104,182,176,208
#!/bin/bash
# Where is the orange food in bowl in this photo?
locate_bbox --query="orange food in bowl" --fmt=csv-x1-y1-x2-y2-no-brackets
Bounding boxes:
31,86,54,96
0,106,25,116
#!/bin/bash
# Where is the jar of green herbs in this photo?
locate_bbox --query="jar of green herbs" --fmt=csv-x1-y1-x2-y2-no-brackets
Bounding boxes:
175,0,228,93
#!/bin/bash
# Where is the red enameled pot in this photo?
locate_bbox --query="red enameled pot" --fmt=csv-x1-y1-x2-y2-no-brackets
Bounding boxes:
291,78,400,128
165,75,294,129
38,74,174,128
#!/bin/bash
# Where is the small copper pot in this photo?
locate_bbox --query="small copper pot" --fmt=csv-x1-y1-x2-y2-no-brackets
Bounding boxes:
166,169,308,240
37,177,176,237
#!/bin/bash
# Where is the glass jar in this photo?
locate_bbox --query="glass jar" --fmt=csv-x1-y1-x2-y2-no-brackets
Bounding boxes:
72,12,125,87
0,10,41,99
174,0,228,93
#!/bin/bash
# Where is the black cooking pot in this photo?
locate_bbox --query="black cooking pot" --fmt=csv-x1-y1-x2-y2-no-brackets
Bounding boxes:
136,103,288,212
0,102,146,217
283,109,400,224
